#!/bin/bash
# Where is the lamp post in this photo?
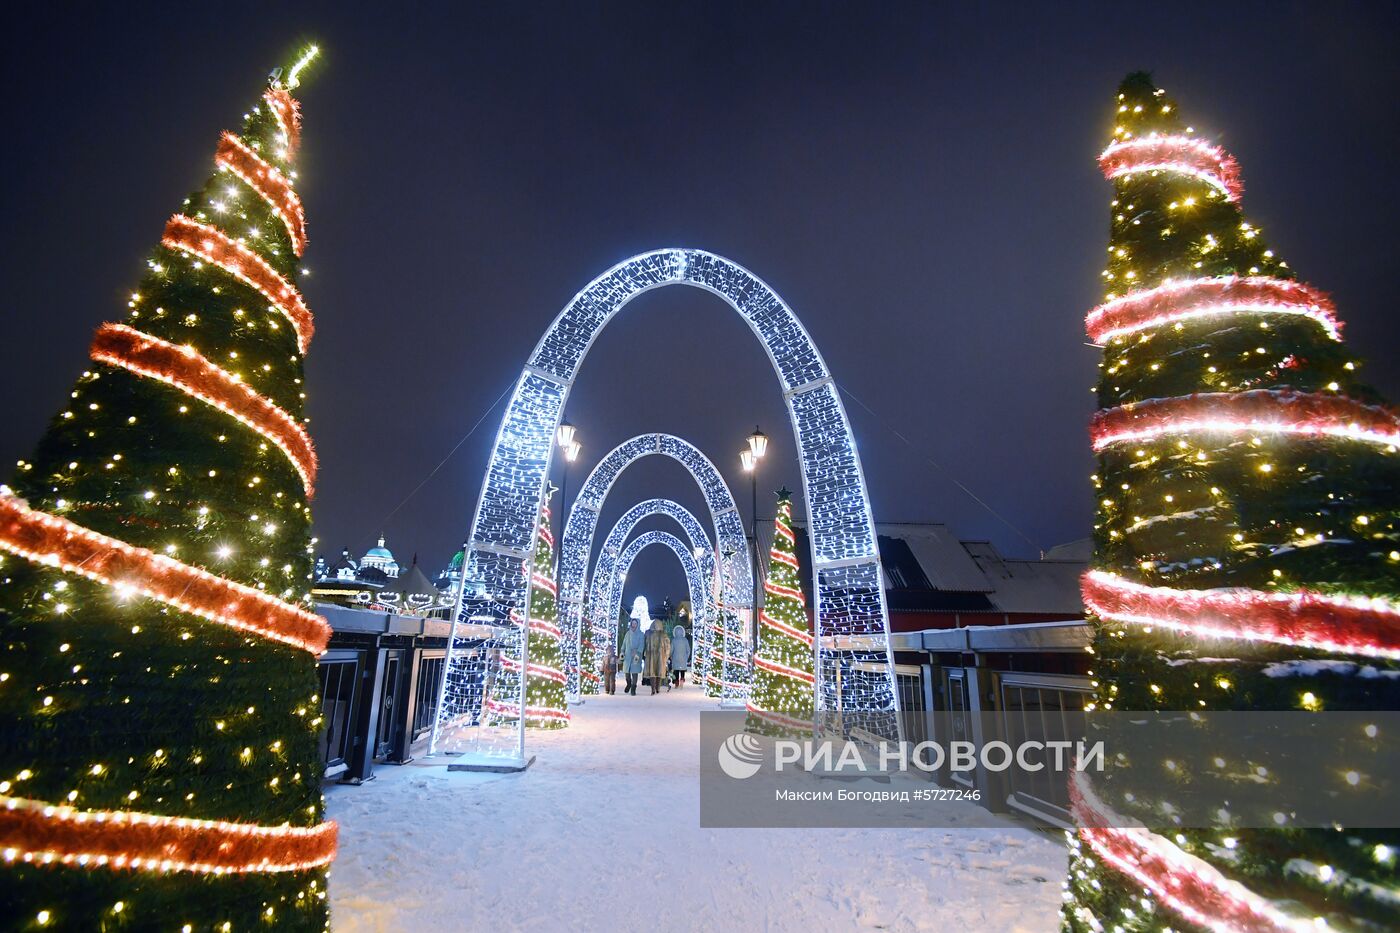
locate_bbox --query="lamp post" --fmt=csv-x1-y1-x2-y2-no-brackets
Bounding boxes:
741,425,768,650
556,422,581,532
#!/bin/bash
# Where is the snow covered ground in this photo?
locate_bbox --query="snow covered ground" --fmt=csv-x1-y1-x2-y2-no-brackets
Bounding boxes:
326,687,1066,932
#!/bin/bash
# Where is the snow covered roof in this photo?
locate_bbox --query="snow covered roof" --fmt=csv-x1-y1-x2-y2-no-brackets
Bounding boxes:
758,521,1086,616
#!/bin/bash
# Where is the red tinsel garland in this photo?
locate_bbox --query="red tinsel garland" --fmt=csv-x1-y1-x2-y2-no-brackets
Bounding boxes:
754,655,815,684
1099,134,1243,201
0,795,336,876
1082,570,1400,660
1085,276,1340,344
1071,774,1307,932
90,324,316,495
1091,389,1400,451
215,133,307,255
0,492,330,655
759,610,814,647
744,702,814,732
262,88,301,159
161,215,314,353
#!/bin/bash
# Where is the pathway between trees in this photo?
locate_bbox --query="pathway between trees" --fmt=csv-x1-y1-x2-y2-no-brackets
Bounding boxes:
327,687,1065,931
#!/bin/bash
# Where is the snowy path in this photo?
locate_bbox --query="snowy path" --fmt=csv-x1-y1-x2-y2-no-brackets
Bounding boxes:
326,687,1066,932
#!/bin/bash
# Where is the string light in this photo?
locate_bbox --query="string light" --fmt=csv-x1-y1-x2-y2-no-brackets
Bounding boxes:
1086,276,1340,344
0,794,336,875
587,498,715,686
747,494,816,734
1071,71,1400,933
556,433,746,699
261,88,301,157
214,133,307,254
1091,389,1400,451
1083,570,1400,660
1071,776,1309,932
0,491,329,654
1099,133,1243,201
480,503,570,730
161,215,314,353
434,251,899,760
89,324,316,494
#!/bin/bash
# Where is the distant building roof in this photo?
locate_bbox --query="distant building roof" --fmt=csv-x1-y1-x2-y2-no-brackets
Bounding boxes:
758,521,1086,618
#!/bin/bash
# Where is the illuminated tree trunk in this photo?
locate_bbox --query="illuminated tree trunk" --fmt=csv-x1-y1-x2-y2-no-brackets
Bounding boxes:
0,48,335,930
1065,72,1400,932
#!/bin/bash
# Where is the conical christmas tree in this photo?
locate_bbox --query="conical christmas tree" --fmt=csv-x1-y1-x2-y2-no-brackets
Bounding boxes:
746,490,815,736
579,611,599,695
483,497,570,728
0,47,335,929
1065,73,1400,931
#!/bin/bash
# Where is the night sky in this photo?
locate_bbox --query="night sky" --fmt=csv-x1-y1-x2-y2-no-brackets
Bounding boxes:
5,2,1399,608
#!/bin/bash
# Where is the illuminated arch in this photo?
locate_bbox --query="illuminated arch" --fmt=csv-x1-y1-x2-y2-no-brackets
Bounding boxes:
432,249,897,761
557,435,748,697
606,530,707,641
585,498,716,693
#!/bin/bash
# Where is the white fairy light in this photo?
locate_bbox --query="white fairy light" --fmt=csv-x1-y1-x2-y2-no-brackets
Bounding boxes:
555,434,748,698
431,249,899,761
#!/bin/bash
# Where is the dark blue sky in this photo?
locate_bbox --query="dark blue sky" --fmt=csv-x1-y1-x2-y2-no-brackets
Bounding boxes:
4,2,1399,607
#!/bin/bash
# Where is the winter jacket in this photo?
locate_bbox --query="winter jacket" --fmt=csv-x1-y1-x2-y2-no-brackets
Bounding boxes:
670,625,691,671
644,626,671,681
622,625,646,674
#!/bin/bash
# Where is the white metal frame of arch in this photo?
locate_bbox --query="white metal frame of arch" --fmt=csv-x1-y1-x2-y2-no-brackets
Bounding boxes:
558,436,750,698
606,530,707,643
586,498,715,694
430,248,899,764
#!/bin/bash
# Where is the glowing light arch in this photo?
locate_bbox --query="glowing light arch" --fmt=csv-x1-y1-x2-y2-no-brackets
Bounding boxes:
432,249,898,762
586,498,716,694
606,531,708,645
557,437,747,698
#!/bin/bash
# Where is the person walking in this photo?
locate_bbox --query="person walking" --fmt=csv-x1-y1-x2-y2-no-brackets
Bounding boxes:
602,644,618,695
669,624,691,688
622,619,645,695
644,622,671,695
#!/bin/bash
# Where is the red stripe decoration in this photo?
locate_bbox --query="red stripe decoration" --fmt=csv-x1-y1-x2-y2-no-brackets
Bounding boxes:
161,215,314,354
1099,134,1243,201
0,492,330,655
770,548,799,569
755,655,815,684
0,794,336,876
745,702,814,732
215,133,307,255
774,520,795,542
759,611,814,647
90,324,316,496
530,571,558,596
1071,774,1307,932
262,88,301,159
483,698,571,723
1085,276,1340,344
499,655,566,685
1091,389,1400,451
1082,570,1400,660
765,580,805,604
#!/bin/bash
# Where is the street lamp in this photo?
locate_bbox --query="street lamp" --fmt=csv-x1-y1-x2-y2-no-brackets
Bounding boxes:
741,426,767,649
556,423,581,532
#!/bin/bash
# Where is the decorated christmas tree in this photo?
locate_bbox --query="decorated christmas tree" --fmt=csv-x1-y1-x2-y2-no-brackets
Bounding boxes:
483,497,570,728
0,47,336,930
746,490,815,735
578,607,599,696
1065,72,1400,931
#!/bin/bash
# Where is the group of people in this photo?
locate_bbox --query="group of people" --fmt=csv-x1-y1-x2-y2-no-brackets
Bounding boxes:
603,619,691,695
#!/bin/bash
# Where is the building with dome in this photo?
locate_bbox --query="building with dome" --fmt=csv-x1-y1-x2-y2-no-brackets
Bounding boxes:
359,536,401,579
